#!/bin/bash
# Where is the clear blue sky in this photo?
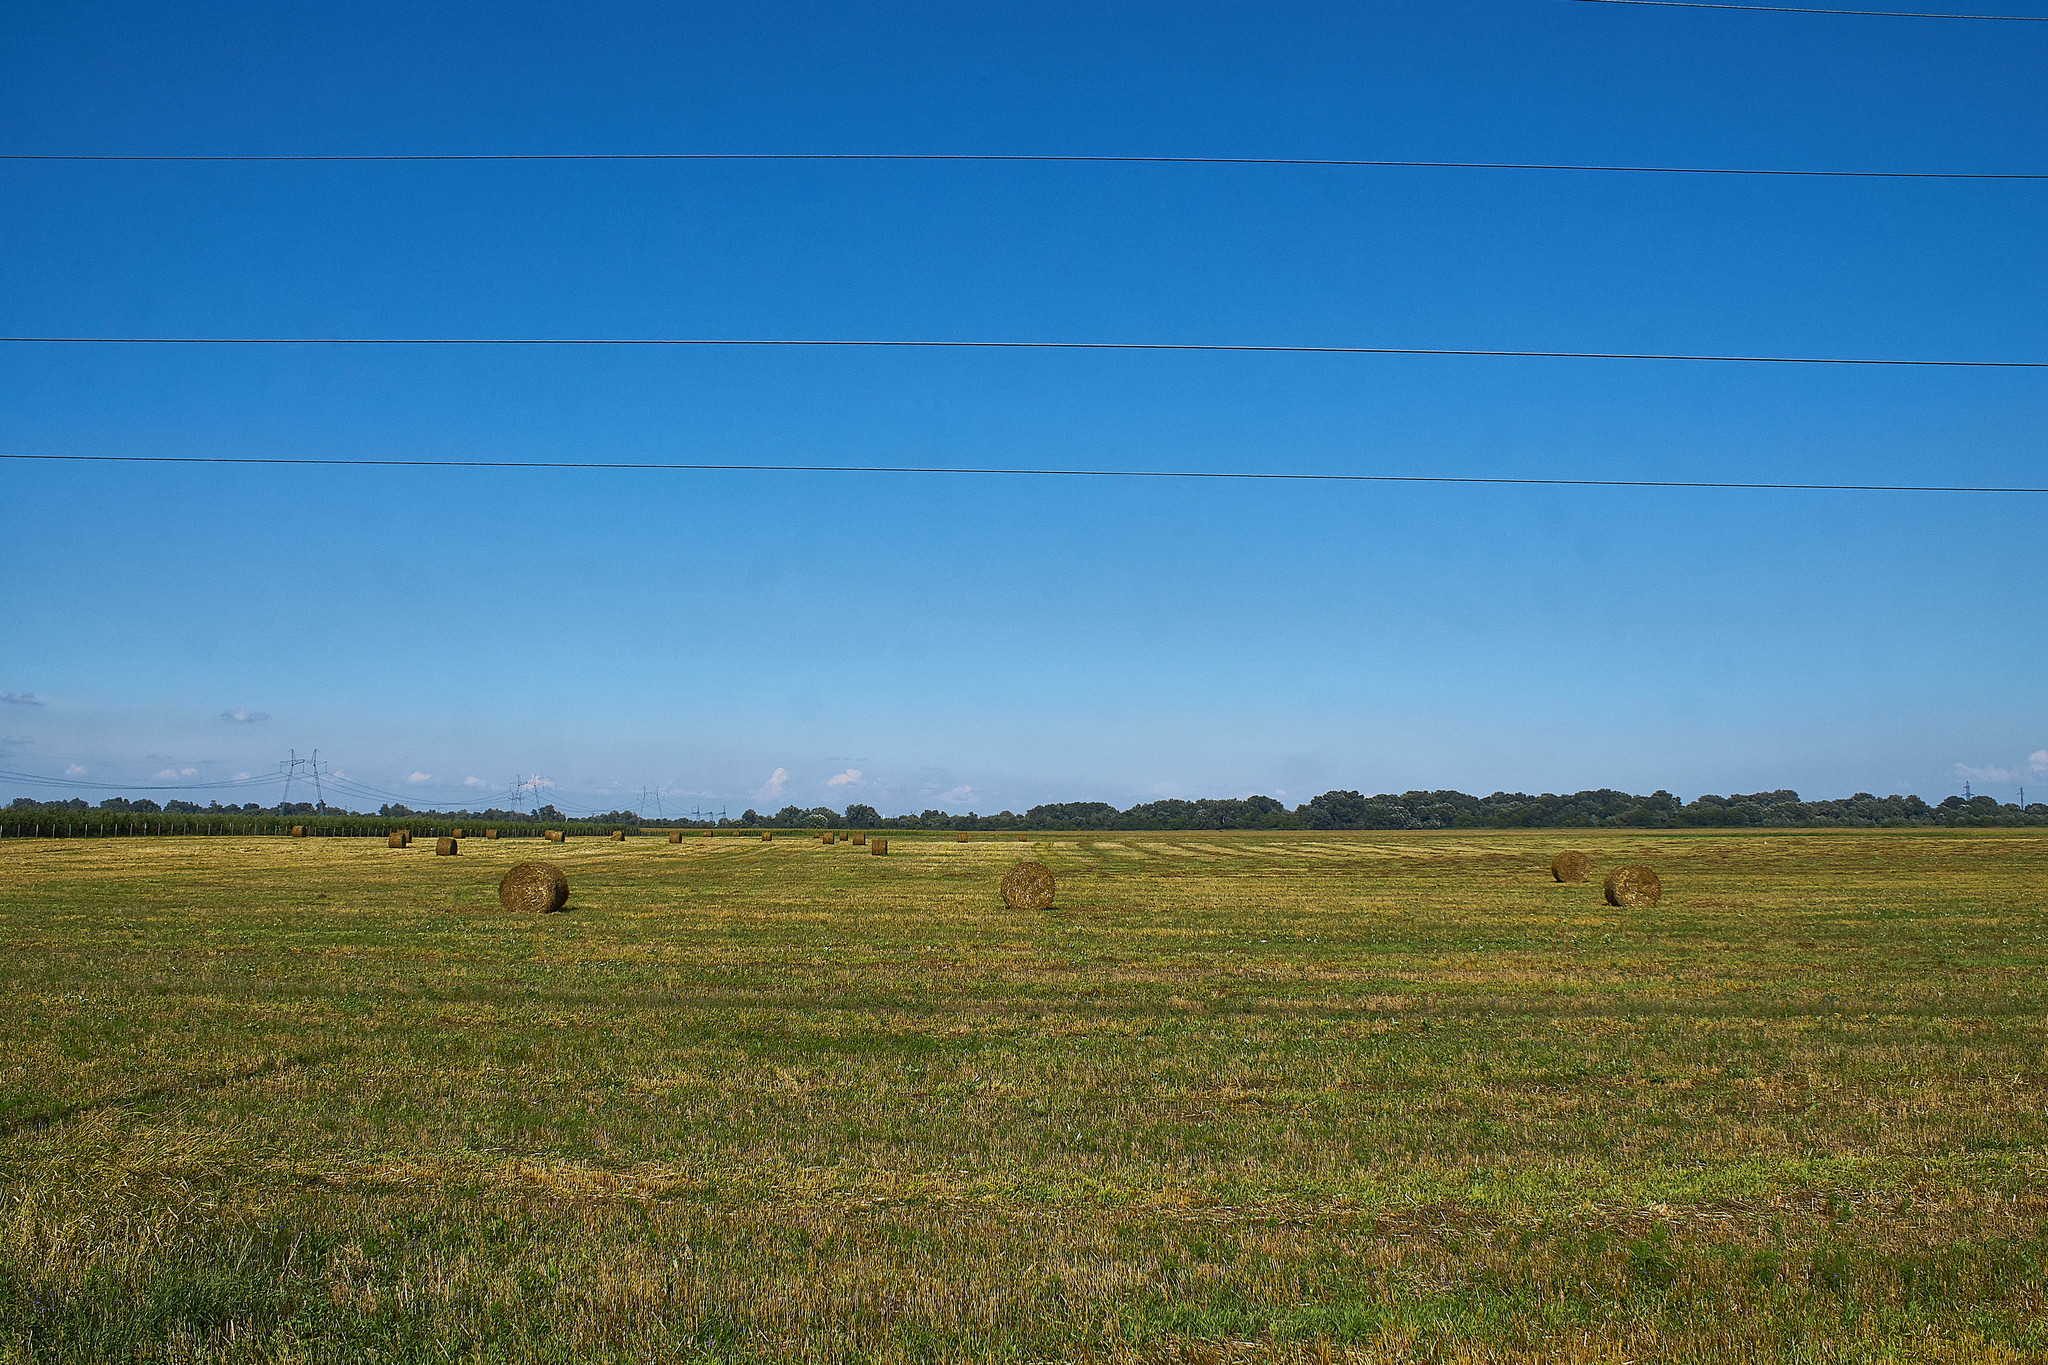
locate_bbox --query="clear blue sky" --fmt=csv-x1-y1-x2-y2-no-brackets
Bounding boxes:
3,0,2043,817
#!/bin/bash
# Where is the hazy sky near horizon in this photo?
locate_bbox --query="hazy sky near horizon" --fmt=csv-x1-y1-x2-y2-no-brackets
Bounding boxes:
3,0,2044,817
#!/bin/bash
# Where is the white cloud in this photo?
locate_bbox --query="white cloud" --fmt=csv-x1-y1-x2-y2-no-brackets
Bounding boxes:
941,785,974,803
218,708,269,724
181,767,196,776
2031,750,2048,775
156,768,180,779
758,767,788,801
463,776,485,787
1274,788,1288,798
234,771,250,780
826,768,862,787
64,763,85,776
1955,763,2017,783
406,772,433,784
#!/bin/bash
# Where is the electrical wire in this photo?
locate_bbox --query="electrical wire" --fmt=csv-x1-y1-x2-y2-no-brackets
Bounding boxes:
1,150,2041,178
1568,0,2046,16
3,452,2042,495
0,766,286,792
3,335,2043,368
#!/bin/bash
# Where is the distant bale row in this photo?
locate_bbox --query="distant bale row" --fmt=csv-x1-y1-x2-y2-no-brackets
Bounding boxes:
1551,849,1663,908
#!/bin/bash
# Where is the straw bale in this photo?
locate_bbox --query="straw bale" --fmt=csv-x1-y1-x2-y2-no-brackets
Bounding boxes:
1000,860,1056,912
762,830,774,842
436,837,458,856
499,860,570,914
820,831,834,845
545,830,565,843
852,832,866,845
668,831,684,843
290,825,306,838
1551,850,1593,883
956,832,968,843
485,830,499,839
611,830,626,841
1604,864,1663,909
870,837,889,856
387,831,406,848
451,828,465,839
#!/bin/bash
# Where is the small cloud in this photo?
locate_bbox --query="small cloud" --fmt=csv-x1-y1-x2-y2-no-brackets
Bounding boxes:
463,776,485,787
2,692,42,706
941,785,974,803
406,772,433,784
181,767,196,776
234,771,250,780
218,708,269,724
156,768,183,779
1955,763,2017,784
826,768,862,787
64,763,85,776
2031,750,2048,775
758,767,788,801
1274,788,1288,798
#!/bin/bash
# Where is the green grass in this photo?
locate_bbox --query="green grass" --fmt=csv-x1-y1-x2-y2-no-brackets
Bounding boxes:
2,828,2044,1362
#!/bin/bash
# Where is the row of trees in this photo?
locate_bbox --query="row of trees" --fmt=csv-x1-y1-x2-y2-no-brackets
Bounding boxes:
15,788,2045,830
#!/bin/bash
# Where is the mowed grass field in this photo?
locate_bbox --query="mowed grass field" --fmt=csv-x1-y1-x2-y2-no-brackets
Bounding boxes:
1,829,2044,1363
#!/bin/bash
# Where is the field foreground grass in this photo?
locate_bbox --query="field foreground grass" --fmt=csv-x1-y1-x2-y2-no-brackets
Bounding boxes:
1,828,2044,1362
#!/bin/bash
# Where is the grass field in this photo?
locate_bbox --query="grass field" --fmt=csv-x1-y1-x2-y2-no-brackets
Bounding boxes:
2,828,2044,1363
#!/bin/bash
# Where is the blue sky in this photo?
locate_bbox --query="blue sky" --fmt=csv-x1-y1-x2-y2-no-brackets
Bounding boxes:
3,0,2043,817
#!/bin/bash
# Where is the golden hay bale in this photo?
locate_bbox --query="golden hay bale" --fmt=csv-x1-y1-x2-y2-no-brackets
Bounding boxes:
1551,850,1593,883
820,831,834,845
870,837,888,856
1000,860,1056,912
545,829,565,843
1604,864,1663,909
290,825,306,838
668,831,684,844
436,837,458,856
499,860,569,913
837,831,849,842
1017,834,1027,842
485,829,499,839
387,831,406,848
450,829,465,839
611,830,626,841
956,832,968,843
852,831,866,845
762,831,773,842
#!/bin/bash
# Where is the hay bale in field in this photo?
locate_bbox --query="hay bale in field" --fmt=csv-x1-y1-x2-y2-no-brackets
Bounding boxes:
836,831,848,842
485,829,499,839
387,831,406,848
498,861,570,913
1017,834,1027,842
1000,860,1056,912
820,831,834,845
870,837,888,856
450,829,465,839
1550,850,1593,883
956,832,968,843
436,837,458,856
289,825,306,838
668,831,684,844
852,831,866,845
611,830,626,841
1604,864,1662,909
545,829,565,843
762,831,774,842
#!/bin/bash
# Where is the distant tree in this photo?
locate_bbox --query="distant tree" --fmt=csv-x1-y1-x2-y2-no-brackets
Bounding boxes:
843,803,881,827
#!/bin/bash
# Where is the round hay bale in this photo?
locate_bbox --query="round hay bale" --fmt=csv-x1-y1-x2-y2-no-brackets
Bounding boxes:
1000,860,1056,911
870,837,888,856
956,832,968,843
290,825,306,838
545,829,565,843
436,837,458,856
852,831,866,845
485,829,500,839
761,831,773,842
820,831,834,845
387,830,406,848
610,830,626,841
450,828,465,839
668,831,683,844
1604,864,1662,909
499,861,569,913
1551,850,1593,883
1017,834,1027,842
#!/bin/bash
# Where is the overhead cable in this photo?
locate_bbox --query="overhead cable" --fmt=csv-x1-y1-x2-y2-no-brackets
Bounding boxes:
3,335,2042,369
5,452,2042,496
1,150,2041,178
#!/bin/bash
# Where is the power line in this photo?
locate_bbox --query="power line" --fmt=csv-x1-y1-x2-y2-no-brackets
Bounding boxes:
3,335,2043,369
1568,0,2048,17
5,451,2043,495
0,766,286,792
2,150,2041,179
